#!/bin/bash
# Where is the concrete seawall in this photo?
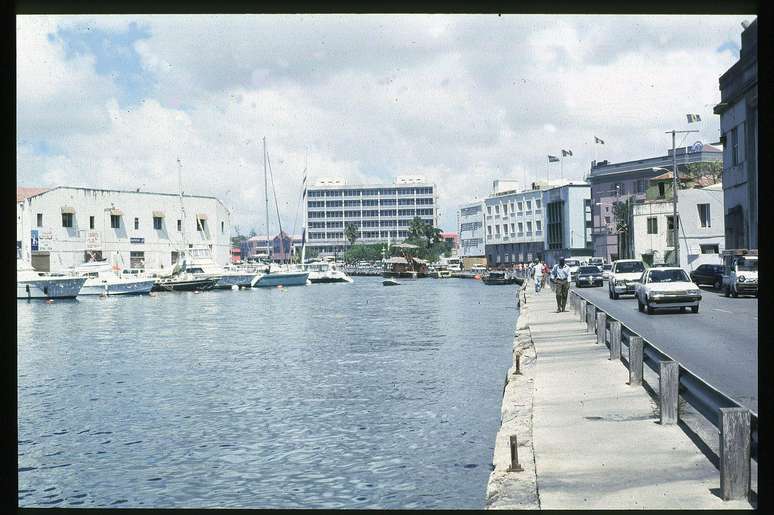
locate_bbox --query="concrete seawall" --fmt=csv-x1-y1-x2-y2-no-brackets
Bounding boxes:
485,284,752,510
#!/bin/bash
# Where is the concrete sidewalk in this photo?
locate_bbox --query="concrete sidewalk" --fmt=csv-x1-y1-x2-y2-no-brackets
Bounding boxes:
486,284,752,510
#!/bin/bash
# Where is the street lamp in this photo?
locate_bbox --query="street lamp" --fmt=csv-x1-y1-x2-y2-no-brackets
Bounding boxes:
651,166,679,266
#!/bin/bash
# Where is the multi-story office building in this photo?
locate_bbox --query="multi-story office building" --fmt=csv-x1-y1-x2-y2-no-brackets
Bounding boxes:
714,18,757,250
588,145,722,262
16,186,231,272
305,176,438,255
541,183,593,265
483,186,546,266
458,199,486,268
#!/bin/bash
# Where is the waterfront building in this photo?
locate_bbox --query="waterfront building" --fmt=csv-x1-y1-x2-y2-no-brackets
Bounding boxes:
240,233,302,262
540,183,593,266
440,231,459,252
458,199,486,269
714,18,757,250
16,186,231,272
588,145,722,262
305,175,438,255
632,174,725,269
483,185,546,266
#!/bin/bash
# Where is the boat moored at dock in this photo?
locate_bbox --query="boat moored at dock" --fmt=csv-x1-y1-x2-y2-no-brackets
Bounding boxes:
17,252,86,299
73,260,155,296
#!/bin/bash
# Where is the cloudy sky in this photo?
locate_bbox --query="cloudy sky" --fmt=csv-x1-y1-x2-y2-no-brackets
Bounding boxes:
16,14,753,234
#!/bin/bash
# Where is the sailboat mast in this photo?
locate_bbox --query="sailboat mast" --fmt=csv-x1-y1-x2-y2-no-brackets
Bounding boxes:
301,151,308,265
177,157,188,263
263,137,270,263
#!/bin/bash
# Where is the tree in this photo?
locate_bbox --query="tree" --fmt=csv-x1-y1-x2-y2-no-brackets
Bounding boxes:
684,161,722,184
343,243,384,263
345,223,359,246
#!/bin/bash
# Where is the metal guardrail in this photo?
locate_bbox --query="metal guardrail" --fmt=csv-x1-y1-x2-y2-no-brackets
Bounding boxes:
568,289,757,501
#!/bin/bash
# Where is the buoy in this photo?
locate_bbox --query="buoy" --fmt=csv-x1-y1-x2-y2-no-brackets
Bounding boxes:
474,274,481,280
194,290,200,294
277,285,284,289
231,285,239,291
46,299,54,304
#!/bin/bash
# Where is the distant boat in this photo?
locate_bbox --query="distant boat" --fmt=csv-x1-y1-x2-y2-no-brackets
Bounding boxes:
186,246,256,289
382,279,400,286
17,251,86,299
482,270,519,285
304,260,353,283
152,275,217,292
73,260,155,295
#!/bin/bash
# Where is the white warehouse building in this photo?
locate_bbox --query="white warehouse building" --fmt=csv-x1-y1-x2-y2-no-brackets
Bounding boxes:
16,186,232,272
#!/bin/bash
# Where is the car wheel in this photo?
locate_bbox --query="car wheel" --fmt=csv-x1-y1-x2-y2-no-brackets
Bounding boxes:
713,279,722,289
680,306,686,313
638,298,644,312
691,305,699,313
646,300,654,315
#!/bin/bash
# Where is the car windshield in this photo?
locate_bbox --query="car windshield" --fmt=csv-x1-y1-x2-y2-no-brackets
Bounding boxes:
603,265,612,271
615,262,645,273
565,260,579,267
579,266,599,274
737,258,758,272
649,269,689,283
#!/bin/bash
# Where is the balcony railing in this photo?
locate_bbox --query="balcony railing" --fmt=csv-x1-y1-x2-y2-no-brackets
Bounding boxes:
517,232,524,237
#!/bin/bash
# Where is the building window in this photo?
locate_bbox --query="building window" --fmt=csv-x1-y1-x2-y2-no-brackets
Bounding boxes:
61,213,73,228
36,213,43,227
90,216,95,229
697,204,711,228
658,182,665,198
535,199,541,209
487,206,492,215
153,216,162,230
536,220,542,231
134,217,140,230
177,219,182,232
502,204,508,215
647,217,658,234
487,225,492,236
700,244,719,254
546,201,564,249
526,221,532,233
130,251,145,269
495,205,500,214
605,216,611,224
526,200,532,210
221,221,225,233
636,179,646,193
197,219,207,232
110,215,121,229
731,126,739,166
517,222,523,233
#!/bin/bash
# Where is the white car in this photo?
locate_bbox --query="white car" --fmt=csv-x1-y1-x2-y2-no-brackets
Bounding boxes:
564,258,581,281
601,264,613,280
608,259,646,299
635,267,702,314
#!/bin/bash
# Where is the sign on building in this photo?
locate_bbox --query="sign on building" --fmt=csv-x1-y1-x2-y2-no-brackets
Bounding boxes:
130,237,145,244
30,229,39,251
37,228,53,251
86,231,101,250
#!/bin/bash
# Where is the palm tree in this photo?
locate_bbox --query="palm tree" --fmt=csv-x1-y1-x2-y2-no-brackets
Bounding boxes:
345,223,359,247
408,216,425,241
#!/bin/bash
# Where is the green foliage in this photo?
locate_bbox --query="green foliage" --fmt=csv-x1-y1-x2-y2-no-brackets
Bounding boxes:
345,223,359,246
684,161,722,182
342,243,385,263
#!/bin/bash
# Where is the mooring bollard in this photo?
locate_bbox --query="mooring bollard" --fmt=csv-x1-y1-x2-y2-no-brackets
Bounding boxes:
720,407,751,501
609,320,622,360
659,361,679,424
514,350,522,375
628,336,643,386
596,312,607,345
586,303,595,333
507,434,524,472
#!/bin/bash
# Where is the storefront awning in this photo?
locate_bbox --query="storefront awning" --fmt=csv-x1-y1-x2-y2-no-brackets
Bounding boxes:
152,210,165,217
60,206,76,214
196,213,208,220
110,208,123,216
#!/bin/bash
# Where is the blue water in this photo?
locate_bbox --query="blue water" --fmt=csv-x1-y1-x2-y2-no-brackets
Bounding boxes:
17,277,519,508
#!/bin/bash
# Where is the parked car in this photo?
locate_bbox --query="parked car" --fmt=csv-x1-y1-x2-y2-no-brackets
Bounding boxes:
588,257,605,268
601,264,613,280
608,259,646,299
564,258,581,281
575,265,604,287
635,267,702,314
689,264,725,289
721,250,758,298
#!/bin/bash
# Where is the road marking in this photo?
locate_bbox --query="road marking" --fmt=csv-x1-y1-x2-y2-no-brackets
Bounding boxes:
713,308,733,314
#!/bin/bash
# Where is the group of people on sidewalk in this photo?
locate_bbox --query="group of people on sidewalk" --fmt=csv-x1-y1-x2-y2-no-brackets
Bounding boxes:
525,258,572,313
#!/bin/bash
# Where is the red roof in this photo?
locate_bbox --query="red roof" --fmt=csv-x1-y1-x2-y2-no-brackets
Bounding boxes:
16,187,50,202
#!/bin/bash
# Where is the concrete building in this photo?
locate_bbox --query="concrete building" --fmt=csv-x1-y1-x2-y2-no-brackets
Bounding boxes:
588,145,723,262
714,18,757,250
541,183,593,266
240,233,302,262
440,231,459,251
16,186,231,272
458,199,486,268
305,175,438,255
483,186,546,266
632,182,725,270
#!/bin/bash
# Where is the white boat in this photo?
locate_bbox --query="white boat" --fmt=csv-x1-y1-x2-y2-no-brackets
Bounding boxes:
17,252,86,299
73,260,155,296
186,246,257,289
253,269,309,287
304,260,353,284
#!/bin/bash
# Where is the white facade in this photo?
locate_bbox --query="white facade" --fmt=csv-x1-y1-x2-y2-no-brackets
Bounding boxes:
541,183,593,265
305,177,438,254
484,189,545,247
458,200,485,258
632,185,725,270
17,187,231,272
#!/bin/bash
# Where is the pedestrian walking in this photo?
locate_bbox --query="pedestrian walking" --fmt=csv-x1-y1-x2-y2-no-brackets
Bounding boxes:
541,262,549,289
550,257,572,312
534,260,544,293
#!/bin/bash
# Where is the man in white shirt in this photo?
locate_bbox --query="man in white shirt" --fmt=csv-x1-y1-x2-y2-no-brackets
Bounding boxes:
550,257,572,312
533,260,544,293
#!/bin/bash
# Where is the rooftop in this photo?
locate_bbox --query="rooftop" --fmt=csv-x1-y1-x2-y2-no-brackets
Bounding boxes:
16,187,50,202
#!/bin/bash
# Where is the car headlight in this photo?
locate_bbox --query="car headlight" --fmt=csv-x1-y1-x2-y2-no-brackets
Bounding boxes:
738,275,746,282
687,289,701,295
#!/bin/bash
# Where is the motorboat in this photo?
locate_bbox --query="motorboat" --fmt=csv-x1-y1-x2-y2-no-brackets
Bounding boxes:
17,251,86,299
303,260,353,284
253,263,310,287
382,279,400,286
186,246,256,289
152,273,218,292
73,260,155,295
482,270,519,285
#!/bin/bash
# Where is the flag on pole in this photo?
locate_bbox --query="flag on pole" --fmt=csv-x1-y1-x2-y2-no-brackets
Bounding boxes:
561,149,573,157
301,167,308,199
594,136,605,144
686,114,702,123
548,155,559,162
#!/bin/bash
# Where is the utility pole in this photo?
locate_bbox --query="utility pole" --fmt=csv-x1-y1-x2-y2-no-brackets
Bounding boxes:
665,129,699,267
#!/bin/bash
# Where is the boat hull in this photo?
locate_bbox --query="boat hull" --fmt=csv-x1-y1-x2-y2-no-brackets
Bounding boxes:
254,272,309,287
214,273,256,289
17,277,86,299
152,278,217,292
80,279,156,295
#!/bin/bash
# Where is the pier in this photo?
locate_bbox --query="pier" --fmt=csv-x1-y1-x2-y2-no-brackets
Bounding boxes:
485,283,754,510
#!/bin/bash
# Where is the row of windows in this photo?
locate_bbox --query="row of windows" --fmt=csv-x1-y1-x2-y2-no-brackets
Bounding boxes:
462,238,483,247
460,205,482,216
487,221,542,235
460,221,483,231
486,198,542,216
308,230,412,240
47,213,220,233
307,187,433,197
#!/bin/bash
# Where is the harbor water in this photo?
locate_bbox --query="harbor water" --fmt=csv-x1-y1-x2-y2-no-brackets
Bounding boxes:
17,277,519,508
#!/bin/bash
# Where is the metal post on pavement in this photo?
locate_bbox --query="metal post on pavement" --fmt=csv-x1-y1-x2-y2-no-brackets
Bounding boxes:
586,302,595,333
609,320,622,360
720,407,751,501
596,312,607,345
659,361,679,424
507,434,524,472
628,336,643,386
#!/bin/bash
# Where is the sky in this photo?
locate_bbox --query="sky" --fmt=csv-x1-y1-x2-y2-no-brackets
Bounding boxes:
16,14,754,235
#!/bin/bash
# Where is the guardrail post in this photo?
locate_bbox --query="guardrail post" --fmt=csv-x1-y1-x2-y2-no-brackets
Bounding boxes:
571,293,579,315
507,434,524,472
609,320,622,361
720,408,751,501
596,312,607,345
586,303,595,333
578,298,585,322
628,336,643,386
659,361,679,425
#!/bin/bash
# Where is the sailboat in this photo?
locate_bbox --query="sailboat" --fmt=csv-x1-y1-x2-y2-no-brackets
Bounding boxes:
152,158,219,292
252,137,309,288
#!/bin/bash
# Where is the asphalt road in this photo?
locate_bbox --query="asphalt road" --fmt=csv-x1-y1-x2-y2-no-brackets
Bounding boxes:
571,282,758,413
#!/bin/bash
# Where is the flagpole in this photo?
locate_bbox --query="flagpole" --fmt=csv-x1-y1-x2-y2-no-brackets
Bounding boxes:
560,155,563,180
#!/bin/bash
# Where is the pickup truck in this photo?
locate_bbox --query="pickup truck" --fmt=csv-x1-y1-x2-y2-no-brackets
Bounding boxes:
721,250,758,298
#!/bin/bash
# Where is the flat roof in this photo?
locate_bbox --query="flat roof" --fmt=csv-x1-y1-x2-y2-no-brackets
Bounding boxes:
17,185,227,210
